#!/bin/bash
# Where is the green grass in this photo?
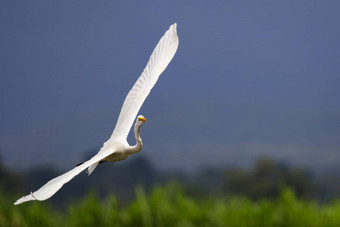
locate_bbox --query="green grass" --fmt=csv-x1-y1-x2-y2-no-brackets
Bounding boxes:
2,185,340,227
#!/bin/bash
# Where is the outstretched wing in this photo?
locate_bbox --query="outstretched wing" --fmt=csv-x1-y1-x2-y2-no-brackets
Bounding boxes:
14,23,179,205
14,147,114,205
110,23,179,141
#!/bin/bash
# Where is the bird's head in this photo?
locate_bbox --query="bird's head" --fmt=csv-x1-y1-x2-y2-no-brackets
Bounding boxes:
136,115,147,126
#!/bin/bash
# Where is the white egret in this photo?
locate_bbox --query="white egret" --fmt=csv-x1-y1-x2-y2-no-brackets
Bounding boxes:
14,23,179,205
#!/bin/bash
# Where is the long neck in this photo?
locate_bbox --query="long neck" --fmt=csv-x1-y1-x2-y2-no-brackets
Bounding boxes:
128,122,143,154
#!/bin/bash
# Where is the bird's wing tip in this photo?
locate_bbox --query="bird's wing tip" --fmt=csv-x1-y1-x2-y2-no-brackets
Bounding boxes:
13,192,37,205
14,198,25,205
171,23,177,33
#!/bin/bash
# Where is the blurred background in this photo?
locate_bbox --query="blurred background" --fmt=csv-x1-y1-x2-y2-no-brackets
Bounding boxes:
1,0,340,221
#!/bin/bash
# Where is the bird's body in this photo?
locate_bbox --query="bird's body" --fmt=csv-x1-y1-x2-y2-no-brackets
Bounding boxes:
14,23,179,205
87,115,146,174
100,141,131,162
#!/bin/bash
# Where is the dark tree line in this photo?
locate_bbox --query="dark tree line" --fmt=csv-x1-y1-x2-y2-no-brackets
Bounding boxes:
1,152,340,206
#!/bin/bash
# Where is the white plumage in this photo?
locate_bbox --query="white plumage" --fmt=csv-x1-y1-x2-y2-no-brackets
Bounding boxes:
14,23,179,205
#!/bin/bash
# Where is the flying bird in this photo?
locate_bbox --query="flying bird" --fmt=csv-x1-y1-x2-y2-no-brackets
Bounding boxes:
14,23,179,205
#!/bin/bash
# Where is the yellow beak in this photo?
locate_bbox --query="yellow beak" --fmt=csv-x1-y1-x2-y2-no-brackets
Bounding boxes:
138,116,147,122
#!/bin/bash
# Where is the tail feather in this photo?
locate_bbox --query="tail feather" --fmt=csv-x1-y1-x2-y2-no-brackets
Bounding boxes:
87,162,99,175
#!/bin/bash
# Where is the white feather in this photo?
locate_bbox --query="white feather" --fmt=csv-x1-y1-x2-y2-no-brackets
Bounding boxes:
14,23,179,205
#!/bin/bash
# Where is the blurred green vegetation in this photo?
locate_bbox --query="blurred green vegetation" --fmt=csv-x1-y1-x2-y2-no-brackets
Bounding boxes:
2,153,340,226
2,185,340,227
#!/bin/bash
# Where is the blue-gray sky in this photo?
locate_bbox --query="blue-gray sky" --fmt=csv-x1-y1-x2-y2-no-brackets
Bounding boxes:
1,1,340,172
